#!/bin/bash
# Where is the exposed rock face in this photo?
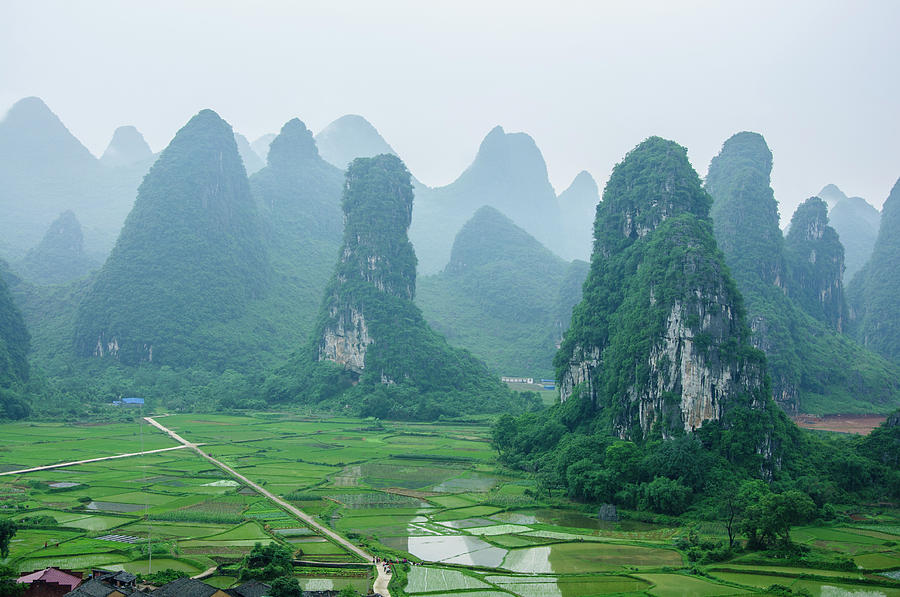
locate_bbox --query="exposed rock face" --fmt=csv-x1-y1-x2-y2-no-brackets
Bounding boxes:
557,137,771,441
706,133,900,415
312,155,509,409
848,178,900,363
316,153,416,371
785,197,846,331
557,170,600,261
706,132,813,410
100,126,153,167
16,210,98,285
319,306,372,373
73,109,268,366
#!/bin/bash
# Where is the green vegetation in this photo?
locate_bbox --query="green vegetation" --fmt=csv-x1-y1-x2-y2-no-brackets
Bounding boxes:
14,211,97,286
239,541,294,580
0,264,30,420
417,206,586,378
3,414,900,595
784,197,847,331
73,109,269,367
0,518,15,558
848,177,900,364
270,154,537,420
706,131,900,414
555,135,779,446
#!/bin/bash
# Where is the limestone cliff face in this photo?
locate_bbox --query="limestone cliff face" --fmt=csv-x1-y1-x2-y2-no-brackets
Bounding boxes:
785,197,846,331
316,154,416,373
318,305,372,373
557,137,771,441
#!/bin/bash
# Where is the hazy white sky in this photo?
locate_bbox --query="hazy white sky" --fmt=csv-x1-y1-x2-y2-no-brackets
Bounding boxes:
2,0,898,218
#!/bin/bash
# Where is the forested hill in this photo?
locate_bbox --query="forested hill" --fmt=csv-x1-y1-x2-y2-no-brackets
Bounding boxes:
784,197,847,331
410,126,562,273
0,261,31,419
15,211,98,286
248,118,345,338
705,131,900,415
272,154,536,420
555,136,779,447
848,177,900,363
73,109,269,366
0,97,154,261
417,206,587,377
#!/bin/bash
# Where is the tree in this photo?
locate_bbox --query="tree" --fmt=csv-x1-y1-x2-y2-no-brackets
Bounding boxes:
239,542,294,581
492,414,517,457
0,519,16,559
0,563,23,597
338,587,357,597
739,482,816,549
268,576,302,597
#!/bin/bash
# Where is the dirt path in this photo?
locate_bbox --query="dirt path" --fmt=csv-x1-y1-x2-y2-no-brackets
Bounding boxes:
0,445,192,477
144,416,392,596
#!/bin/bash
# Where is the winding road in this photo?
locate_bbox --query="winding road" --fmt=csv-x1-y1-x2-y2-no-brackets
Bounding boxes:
143,416,392,596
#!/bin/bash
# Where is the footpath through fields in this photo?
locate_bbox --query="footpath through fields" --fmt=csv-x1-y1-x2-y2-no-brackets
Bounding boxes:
0,445,193,477
143,416,392,596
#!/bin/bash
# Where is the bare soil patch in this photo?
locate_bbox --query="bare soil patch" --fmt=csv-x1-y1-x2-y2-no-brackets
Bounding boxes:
792,414,886,435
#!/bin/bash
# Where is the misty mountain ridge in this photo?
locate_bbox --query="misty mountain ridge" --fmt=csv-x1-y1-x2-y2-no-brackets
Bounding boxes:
99,125,153,167
411,125,564,273
73,109,269,366
706,131,899,414
418,205,586,377
15,210,99,286
0,97,154,261
820,184,881,282
557,169,600,261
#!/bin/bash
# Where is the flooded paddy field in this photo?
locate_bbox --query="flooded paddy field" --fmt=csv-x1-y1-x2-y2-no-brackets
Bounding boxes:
2,414,900,596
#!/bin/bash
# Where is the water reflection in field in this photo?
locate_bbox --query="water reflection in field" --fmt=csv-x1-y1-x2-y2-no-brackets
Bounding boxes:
406,535,507,567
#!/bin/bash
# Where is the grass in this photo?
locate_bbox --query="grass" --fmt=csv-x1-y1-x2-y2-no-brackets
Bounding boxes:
635,573,744,597
3,411,900,597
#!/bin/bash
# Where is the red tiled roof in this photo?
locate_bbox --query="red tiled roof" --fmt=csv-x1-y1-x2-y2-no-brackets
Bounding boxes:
17,567,82,590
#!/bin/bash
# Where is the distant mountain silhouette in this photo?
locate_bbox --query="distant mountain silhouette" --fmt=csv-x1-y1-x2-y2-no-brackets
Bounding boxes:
100,126,153,167
16,211,98,285
315,114,399,170
822,185,881,282
411,125,563,273
418,205,584,377
557,170,599,261
252,133,276,163
234,132,264,175
74,109,268,366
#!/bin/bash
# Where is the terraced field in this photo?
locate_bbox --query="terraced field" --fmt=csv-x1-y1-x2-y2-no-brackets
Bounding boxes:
3,414,900,596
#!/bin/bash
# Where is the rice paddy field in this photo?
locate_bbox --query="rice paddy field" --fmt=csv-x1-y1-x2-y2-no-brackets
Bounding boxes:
2,413,900,596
